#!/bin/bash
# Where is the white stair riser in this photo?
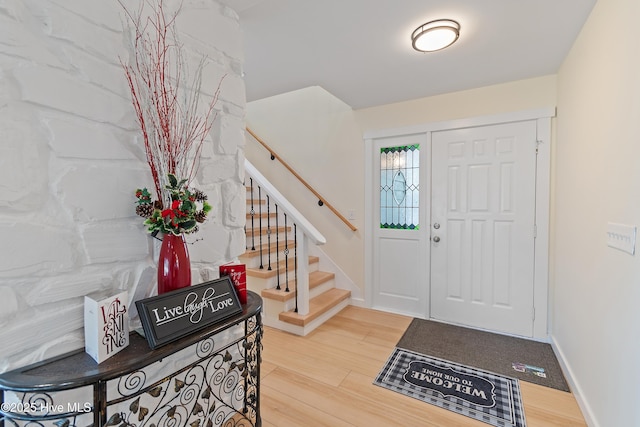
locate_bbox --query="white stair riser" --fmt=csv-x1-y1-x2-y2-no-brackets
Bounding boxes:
245,231,293,247
256,277,335,320
246,262,319,289
262,301,286,324
280,277,335,312
240,250,296,269
245,201,291,225
244,178,351,337
261,298,350,337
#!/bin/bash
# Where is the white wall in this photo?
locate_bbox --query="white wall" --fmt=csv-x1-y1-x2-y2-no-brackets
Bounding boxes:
554,0,640,425
246,86,364,293
245,3,639,422
245,78,557,301
355,75,557,131
0,0,246,372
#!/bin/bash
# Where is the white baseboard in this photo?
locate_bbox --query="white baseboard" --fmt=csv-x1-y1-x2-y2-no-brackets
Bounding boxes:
348,297,366,308
550,335,599,427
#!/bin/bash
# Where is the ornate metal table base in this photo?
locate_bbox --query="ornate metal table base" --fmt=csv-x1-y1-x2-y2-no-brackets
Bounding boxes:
1,293,263,427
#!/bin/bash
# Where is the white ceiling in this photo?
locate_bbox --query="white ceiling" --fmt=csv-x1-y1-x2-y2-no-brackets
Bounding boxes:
227,0,596,110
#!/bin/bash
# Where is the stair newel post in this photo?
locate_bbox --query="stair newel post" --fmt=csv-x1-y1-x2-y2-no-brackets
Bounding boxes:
284,213,290,293
258,185,264,269
275,203,281,290
249,178,256,251
296,225,310,316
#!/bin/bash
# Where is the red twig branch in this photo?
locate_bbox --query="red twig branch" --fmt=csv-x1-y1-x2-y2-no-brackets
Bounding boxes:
118,0,224,207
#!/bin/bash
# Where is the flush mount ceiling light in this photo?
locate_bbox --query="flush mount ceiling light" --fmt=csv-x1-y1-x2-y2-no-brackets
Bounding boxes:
411,19,460,52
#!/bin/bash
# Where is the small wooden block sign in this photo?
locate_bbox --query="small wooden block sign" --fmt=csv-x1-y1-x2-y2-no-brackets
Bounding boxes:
84,291,130,363
136,277,243,349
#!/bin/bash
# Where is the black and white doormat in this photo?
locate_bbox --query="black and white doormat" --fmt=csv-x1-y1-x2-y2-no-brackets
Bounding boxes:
374,348,527,427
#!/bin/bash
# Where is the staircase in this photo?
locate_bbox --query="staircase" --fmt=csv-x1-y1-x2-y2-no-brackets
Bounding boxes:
242,161,351,336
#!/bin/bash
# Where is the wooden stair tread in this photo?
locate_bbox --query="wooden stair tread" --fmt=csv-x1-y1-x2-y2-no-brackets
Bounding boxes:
239,241,296,260
261,271,335,302
244,179,349,333
246,212,277,219
240,240,296,259
245,225,291,237
246,256,319,279
278,288,351,327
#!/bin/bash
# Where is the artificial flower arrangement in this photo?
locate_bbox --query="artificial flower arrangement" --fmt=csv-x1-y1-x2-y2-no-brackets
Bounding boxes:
135,174,211,235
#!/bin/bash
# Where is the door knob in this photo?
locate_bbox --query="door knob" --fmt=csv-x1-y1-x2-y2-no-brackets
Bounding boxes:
433,223,440,229
432,236,441,243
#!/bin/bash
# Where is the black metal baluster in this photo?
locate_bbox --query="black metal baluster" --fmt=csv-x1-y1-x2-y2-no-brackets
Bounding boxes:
249,178,256,251
294,224,298,313
275,204,281,290
266,195,272,271
284,213,290,292
258,186,263,269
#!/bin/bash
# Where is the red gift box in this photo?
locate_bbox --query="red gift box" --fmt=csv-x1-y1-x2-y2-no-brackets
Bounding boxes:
219,263,247,304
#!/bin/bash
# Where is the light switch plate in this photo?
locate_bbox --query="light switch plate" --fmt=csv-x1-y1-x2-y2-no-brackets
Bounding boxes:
607,223,636,255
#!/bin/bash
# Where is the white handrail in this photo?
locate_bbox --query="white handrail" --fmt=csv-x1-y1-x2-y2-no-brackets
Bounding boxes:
244,159,326,246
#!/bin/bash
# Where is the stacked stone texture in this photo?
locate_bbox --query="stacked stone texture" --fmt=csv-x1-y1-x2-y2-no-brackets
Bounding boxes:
0,0,246,372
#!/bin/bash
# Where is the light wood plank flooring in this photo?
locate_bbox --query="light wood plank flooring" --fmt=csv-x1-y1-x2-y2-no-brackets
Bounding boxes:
260,305,586,426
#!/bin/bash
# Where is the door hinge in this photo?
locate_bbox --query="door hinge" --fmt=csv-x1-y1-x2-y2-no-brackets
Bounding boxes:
533,224,537,238
532,307,536,321
535,139,543,155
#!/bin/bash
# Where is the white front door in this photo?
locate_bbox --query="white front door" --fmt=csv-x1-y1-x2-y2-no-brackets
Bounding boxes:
430,121,537,336
370,134,429,317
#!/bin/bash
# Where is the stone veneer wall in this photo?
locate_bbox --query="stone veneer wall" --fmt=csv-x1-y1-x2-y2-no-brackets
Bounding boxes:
0,0,246,372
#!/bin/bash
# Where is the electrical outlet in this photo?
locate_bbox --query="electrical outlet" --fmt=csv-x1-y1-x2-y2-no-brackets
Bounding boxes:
606,223,636,255
348,210,356,221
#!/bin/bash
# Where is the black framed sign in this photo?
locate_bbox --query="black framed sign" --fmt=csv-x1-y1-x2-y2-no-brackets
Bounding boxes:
136,277,243,349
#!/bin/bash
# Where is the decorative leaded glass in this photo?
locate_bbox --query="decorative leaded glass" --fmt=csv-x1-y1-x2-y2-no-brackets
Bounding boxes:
380,145,419,229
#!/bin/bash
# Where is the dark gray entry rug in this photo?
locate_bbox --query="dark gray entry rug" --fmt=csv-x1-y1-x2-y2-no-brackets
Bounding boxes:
397,318,569,392
374,348,527,427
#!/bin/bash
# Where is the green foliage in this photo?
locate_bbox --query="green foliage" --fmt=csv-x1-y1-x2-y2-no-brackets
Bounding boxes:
135,174,211,236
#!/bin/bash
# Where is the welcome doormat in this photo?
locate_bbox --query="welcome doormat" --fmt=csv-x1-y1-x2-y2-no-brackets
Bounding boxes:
374,348,527,427
397,318,569,391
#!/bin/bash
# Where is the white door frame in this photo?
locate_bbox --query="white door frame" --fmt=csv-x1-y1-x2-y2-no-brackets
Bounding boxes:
364,108,554,340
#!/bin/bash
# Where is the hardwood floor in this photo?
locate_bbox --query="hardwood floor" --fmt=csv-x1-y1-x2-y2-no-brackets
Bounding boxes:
260,305,587,426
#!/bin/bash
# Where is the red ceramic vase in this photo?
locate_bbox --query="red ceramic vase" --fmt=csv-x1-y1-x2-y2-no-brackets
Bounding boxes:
157,233,191,294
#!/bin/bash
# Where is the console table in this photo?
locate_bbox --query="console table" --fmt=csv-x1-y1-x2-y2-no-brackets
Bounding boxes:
0,291,263,427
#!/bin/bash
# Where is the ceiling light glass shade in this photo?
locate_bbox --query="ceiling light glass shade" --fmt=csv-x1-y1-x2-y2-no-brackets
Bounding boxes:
411,19,460,52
